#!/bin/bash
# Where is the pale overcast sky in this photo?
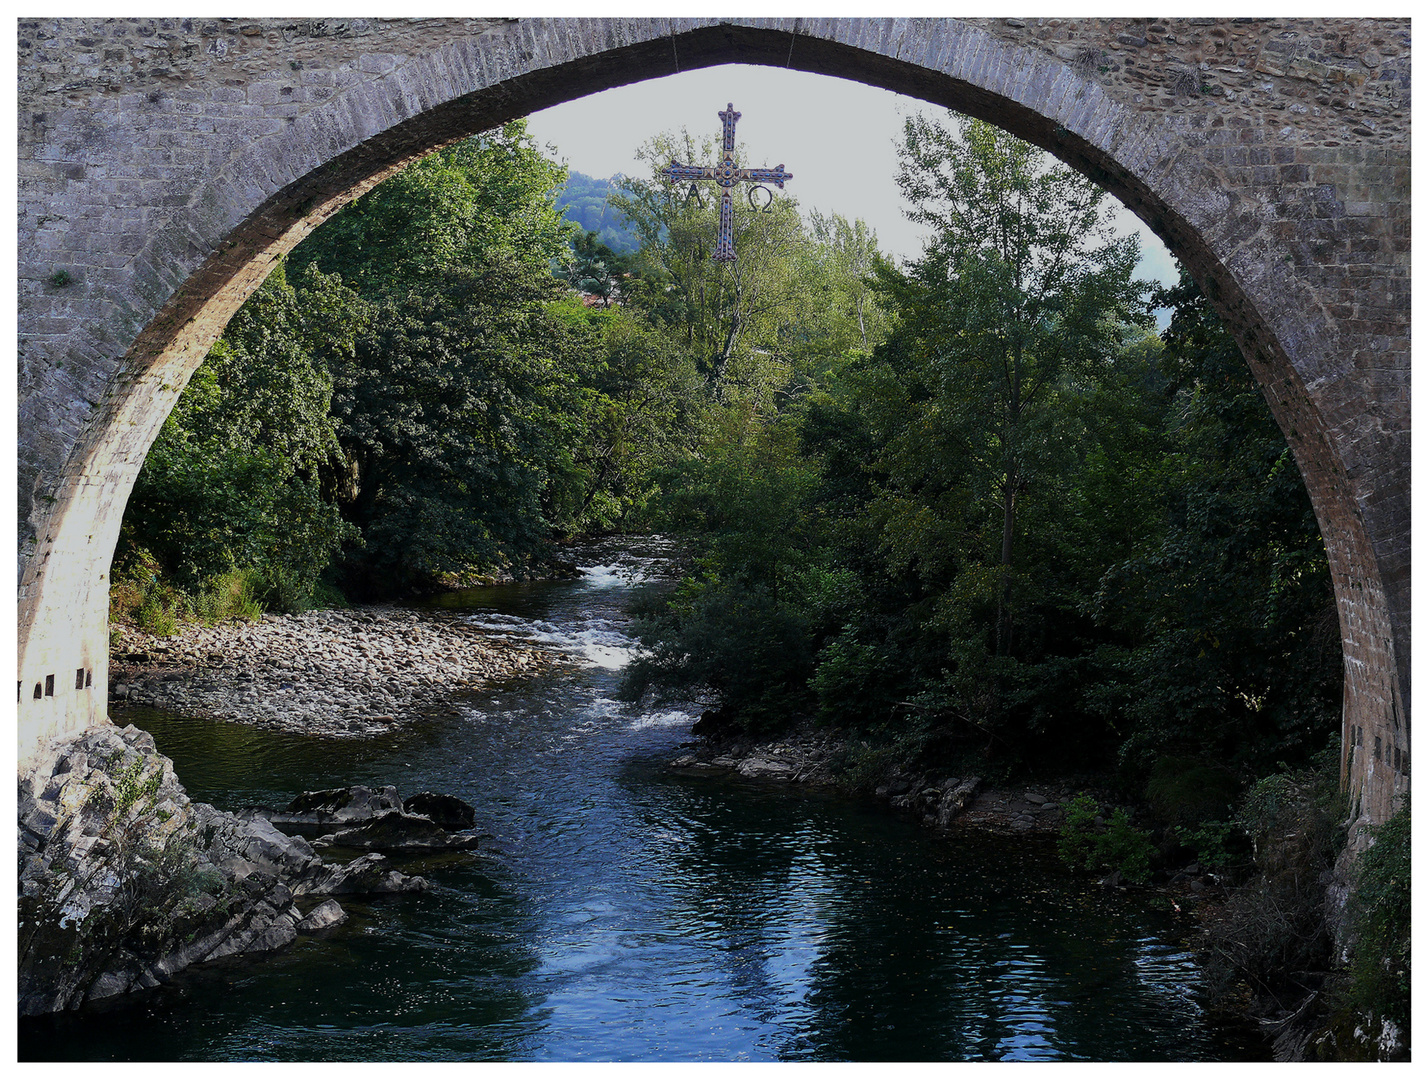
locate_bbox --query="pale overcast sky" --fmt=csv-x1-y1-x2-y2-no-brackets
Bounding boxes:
525,63,1180,289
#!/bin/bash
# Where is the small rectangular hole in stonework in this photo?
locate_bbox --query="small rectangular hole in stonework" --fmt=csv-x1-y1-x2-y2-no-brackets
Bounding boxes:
33,683,43,700
45,674,54,697
76,668,85,690
16,682,20,702
1374,736,1382,760
86,670,92,687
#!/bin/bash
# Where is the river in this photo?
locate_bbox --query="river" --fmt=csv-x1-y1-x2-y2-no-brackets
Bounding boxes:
20,537,1267,1061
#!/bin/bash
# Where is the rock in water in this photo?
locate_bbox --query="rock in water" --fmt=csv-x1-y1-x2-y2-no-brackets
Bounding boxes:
402,791,477,830
296,899,348,933
936,777,983,827
278,785,403,823
314,810,480,854
17,725,424,1017
253,784,481,852
736,755,798,780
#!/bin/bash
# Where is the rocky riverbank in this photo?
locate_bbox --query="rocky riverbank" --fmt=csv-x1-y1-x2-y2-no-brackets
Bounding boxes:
669,725,1079,839
110,605,567,736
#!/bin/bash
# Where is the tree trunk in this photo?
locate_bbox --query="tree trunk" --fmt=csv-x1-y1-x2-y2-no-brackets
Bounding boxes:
996,477,1016,657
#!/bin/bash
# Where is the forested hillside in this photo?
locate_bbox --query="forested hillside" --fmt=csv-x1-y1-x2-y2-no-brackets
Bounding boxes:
554,171,642,254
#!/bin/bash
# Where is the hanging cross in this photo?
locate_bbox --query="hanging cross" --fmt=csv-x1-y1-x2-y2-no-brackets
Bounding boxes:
661,103,792,263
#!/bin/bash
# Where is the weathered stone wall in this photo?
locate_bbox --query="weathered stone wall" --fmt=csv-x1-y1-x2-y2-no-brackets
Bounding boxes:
16,17,1409,831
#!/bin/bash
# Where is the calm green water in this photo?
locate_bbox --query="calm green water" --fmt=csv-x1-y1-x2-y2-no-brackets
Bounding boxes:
20,539,1266,1061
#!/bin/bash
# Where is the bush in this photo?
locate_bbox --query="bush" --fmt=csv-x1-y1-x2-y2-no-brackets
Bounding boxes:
1198,758,1344,1004
1057,793,1156,884
1146,755,1240,826
620,576,814,736
1339,793,1410,1036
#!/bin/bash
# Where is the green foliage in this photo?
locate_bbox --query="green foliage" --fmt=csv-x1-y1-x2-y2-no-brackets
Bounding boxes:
621,574,815,734
329,257,589,586
555,229,634,306
1172,820,1239,871
1341,795,1410,1031
1057,793,1156,883
118,261,359,614
1089,270,1340,776
290,120,571,296
1145,755,1240,826
611,130,849,390
122,122,691,603
111,758,162,815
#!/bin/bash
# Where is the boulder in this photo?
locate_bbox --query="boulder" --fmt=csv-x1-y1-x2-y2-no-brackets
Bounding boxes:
402,791,476,830
737,755,798,780
265,785,404,833
17,727,426,1017
936,776,983,827
313,809,480,853
296,899,348,933
308,853,429,896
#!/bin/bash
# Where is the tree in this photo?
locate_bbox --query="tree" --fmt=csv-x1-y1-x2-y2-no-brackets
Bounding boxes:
120,262,361,609
1086,271,1341,773
330,257,590,590
554,230,631,307
290,120,571,297
886,114,1148,656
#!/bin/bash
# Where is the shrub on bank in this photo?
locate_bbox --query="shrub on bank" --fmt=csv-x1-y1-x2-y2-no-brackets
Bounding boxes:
1196,756,1344,1010
1334,793,1410,1053
110,560,268,636
1057,793,1157,884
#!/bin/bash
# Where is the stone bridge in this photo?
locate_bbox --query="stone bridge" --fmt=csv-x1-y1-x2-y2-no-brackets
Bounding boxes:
17,17,1410,832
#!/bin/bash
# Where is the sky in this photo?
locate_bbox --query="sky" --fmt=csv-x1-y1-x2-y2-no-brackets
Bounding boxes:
525,63,1182,289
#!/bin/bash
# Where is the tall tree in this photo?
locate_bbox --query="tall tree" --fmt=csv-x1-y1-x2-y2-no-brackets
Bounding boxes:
887,114,1148,655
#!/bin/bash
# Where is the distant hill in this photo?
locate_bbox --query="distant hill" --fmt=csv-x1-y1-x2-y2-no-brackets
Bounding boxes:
553,171,641,254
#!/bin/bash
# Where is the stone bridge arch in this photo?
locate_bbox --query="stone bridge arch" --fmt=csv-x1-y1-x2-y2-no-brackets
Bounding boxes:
17,17,1409,830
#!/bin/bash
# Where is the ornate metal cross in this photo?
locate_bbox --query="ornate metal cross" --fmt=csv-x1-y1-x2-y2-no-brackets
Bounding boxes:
661,103,793,263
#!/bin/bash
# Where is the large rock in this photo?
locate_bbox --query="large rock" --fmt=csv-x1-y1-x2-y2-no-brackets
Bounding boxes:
263,785,405,834
313,810,480,854
17,725,425,1016
254,784,481,853
737,755,799,780
936,777,983,827
403,791,476,830
296,899,347,933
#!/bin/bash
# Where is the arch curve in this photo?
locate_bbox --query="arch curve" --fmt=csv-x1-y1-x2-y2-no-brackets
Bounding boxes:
17,17,1408,829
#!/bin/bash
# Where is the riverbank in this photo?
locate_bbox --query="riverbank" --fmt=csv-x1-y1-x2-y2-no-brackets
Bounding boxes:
109,606,567,737
670,724,1224,879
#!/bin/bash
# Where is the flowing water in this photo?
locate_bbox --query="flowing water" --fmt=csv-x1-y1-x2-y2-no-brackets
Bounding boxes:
20,537,1266,1061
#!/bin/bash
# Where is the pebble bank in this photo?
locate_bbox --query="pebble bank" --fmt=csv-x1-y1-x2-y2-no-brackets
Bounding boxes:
110,606,566,736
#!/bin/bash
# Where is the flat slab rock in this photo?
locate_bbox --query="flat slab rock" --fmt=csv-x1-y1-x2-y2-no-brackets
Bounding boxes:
251,785,482,853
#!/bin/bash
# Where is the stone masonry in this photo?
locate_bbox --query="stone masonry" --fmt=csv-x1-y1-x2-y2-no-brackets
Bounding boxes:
16,18,1409,834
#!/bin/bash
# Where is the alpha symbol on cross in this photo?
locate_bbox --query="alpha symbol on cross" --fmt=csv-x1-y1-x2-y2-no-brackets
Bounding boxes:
661,103,793,263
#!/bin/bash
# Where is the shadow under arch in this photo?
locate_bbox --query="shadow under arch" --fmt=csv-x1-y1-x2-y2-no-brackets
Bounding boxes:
16,18,1406,832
